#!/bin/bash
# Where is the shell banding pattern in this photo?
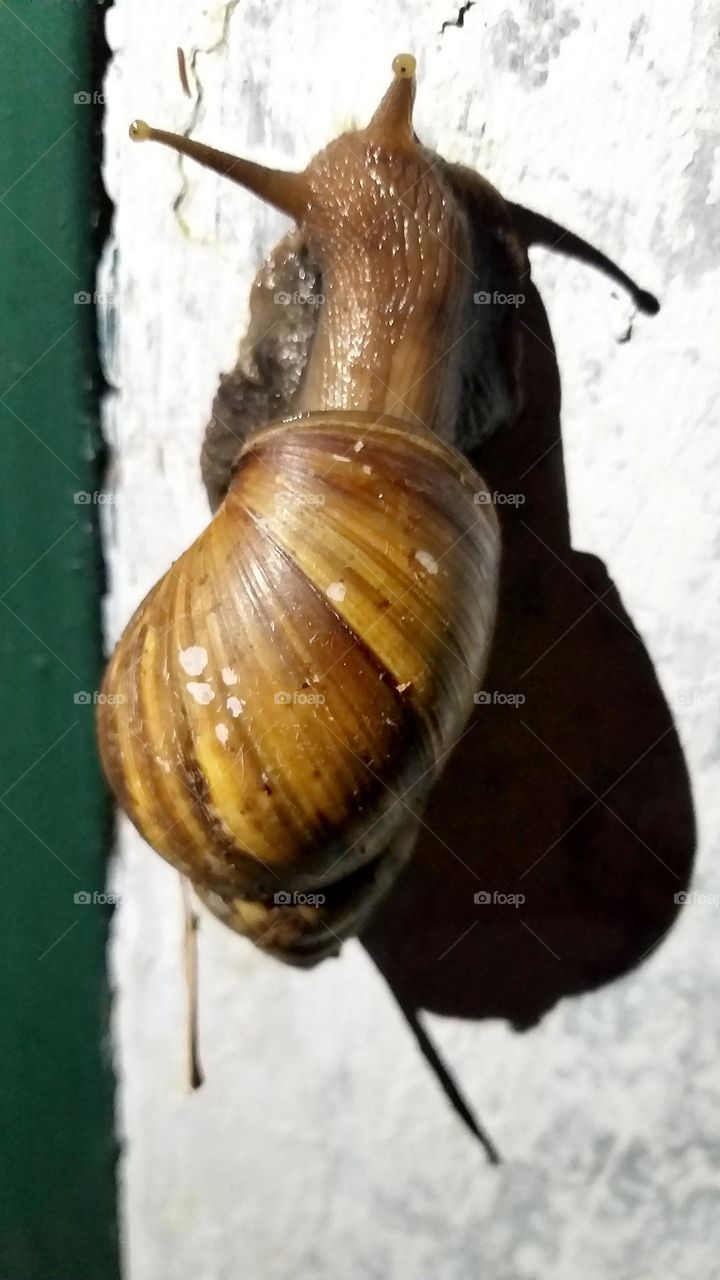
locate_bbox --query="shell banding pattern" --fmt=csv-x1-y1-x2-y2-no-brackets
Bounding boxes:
99,411,499,907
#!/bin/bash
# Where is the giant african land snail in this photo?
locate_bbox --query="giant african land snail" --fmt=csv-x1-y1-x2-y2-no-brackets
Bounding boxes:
98,54,528,965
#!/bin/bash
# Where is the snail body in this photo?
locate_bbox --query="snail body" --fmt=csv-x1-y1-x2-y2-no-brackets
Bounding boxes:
99,55,526,963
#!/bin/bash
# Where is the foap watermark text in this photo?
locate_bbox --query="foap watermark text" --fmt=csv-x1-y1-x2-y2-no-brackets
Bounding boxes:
274,890,326,907
474,890,525,907
474,691,525,707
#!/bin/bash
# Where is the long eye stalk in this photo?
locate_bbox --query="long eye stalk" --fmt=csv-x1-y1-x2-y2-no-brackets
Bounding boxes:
128,119,310,221
128,51,419,220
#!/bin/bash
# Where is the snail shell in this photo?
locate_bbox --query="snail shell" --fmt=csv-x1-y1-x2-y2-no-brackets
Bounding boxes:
99,413,498,955
99,54,525,964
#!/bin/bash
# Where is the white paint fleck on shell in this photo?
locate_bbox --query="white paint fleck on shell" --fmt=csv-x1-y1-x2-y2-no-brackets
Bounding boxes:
221,667,238,685
186,681,215,705
215,724,229,746
331,453,350,463
226,696,245,717
362,464,372,475
353,440,364,452
327,581,347,602
179,645,208,676
415,549,439,575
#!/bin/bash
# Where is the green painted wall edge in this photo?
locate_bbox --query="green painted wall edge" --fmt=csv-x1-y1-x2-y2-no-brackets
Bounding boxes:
0,3,119,1276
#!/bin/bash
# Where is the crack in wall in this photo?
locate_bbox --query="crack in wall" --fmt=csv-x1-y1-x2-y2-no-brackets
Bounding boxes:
172,0,242,235
439,1,476,36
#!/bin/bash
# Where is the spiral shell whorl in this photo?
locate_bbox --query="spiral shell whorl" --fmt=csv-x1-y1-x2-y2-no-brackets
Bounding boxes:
98,412,499,907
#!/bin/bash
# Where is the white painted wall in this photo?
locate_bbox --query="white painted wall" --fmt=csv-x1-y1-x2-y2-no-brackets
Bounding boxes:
101,2,720,1277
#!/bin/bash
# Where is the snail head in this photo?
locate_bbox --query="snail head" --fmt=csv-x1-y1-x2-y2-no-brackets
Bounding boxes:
129,53,471,332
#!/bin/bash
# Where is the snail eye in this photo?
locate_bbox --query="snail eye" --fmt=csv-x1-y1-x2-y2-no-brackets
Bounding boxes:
392,53,416,79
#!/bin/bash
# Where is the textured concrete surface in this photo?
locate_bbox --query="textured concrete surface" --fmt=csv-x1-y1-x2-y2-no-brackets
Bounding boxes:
101,2,720,1277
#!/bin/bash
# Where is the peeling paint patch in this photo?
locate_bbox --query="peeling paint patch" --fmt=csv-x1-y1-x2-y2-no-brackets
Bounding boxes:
179,645,208,676
186,681,214,705
490,5,580,89
415,549,439,575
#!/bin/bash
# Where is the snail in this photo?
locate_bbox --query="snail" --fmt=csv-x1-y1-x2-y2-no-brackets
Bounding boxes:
98,53,528,966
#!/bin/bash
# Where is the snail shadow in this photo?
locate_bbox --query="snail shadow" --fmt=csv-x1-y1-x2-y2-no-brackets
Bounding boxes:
363,212,695,1062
